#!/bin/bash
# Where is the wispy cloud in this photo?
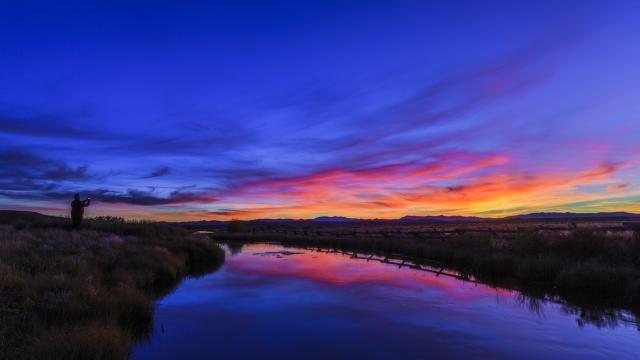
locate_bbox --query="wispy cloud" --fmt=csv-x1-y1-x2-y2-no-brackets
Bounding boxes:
1,1,639,220
146,166,171,178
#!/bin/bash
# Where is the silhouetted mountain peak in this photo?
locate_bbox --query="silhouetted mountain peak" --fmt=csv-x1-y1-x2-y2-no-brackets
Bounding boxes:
313,216,359,222
400,215,484,222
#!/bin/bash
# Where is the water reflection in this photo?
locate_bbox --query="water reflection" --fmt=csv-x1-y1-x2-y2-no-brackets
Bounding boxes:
293,245,640,332
226,241,245,255
514,294,546,318
133,243,640,360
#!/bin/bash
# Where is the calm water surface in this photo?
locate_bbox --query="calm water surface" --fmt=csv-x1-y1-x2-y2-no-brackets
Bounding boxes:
133,243,640,359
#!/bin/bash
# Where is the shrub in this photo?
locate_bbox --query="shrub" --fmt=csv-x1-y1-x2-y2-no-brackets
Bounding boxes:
551,230,626,263
625,278,640,308
227,220,245,233
556,262,638,299
508,234,546,256
473,254,516,279
515,256,564,283
13,220,27,230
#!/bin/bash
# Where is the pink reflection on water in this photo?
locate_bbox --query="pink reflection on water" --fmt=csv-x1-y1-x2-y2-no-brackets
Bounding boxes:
226,243,516,303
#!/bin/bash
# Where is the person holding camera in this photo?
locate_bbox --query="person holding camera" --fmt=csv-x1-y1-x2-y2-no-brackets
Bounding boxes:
71,194,91,229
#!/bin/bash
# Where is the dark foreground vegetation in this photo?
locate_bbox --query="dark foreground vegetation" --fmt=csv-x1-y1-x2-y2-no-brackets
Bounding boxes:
0,213,225,359
214,220,640,314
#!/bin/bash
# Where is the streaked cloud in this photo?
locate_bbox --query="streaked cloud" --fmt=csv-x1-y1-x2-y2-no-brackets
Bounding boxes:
0,1,639,219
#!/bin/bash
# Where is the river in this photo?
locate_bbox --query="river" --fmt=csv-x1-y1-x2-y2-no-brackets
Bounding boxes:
133,243,640,359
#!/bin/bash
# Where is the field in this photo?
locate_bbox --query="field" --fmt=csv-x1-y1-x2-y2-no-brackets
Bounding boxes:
0,212,225,359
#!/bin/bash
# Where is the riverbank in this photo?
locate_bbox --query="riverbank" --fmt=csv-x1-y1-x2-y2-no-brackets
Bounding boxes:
0,219,225,359
213,227,640,313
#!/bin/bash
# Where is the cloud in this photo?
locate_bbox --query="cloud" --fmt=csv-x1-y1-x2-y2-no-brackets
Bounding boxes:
200,209,245,216
1,186,219,207
146,166,171,178
333,49,555,153
1,40,637,221
0,149,90,192
608,183,630,191
66,189,218,206
0,178,58,192
0,113,102,139
44,165,88,180
207,156,628,219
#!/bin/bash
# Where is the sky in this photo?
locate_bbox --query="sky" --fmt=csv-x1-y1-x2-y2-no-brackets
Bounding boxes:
1,0,639,220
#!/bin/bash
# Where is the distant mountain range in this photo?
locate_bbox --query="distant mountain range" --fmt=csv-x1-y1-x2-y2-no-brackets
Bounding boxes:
172,211,640,227
313,216,360,222
311,212,640,222
400,215,485,222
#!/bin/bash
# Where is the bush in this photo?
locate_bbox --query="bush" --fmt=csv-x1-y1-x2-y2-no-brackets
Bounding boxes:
552,230,625,263
508,234,546,256
227,220,245,233
515,256,564,283
13,220,27,230
556,262,638,299
473,254,516,279
625,278,640,308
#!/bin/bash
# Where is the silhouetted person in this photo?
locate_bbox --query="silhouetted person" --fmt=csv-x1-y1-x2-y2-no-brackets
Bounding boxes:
71,194,91,229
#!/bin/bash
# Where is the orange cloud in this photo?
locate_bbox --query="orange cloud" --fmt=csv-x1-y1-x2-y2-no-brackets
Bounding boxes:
194,152,632,220
608,183,630,192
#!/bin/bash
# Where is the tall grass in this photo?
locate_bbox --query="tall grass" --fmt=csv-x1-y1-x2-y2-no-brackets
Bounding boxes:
0,219,225,359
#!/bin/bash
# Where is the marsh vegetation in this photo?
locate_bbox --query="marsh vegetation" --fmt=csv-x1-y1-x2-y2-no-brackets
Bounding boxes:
0,213,224,359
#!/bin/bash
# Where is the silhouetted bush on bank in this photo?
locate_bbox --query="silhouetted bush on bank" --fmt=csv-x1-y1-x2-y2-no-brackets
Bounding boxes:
227,220,245,233
0,221,225,359
556,262,637,300
626,279,640,304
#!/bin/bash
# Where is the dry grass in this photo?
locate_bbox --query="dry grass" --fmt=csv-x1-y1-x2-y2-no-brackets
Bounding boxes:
0,219,224,359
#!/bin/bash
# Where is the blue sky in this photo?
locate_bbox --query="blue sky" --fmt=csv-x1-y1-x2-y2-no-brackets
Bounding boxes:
1,1,639,219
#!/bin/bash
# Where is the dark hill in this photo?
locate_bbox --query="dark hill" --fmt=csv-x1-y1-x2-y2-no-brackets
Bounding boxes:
0,210,61,225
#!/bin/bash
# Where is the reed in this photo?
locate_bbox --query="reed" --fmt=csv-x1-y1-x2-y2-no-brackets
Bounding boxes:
0,219,225,359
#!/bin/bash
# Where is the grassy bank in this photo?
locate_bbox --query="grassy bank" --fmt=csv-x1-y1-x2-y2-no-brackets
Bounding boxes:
0,218,225,359
214,227,640,312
